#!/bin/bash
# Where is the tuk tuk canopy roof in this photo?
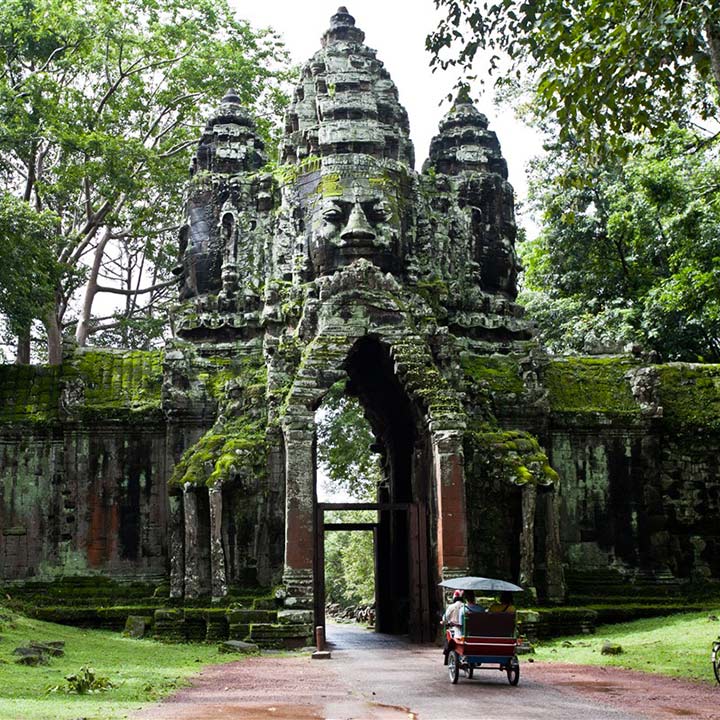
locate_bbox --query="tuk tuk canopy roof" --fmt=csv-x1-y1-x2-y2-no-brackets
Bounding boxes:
438,576,523,593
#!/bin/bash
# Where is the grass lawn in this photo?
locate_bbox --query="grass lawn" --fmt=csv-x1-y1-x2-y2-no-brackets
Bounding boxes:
0,604,240,720
533,607,720,684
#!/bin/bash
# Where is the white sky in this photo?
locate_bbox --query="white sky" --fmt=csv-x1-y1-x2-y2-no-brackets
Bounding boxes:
232,0,543,235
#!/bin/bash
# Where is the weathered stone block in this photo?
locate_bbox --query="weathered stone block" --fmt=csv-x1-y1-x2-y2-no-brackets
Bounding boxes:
226,609,276,624
123,615,152,639
601,641,623,655
228,623,250,641
277,609,313,625
249,622,313,639
219,640,259,654
29,640,65,657
13,647,48,665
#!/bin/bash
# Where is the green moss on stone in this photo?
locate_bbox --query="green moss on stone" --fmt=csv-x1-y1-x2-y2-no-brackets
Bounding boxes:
414,278,449,317
461,354,525,396
391,339,464,426
654,363,720,430
466,425,558,486
0,349,164,424
544,357,641,415
73,349,163,412
0,364,62,423
316,174,343,198
169,354,268,488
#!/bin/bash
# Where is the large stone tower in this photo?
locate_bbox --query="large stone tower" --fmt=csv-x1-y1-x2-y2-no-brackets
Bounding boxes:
165,7,554,642
3,7,719,647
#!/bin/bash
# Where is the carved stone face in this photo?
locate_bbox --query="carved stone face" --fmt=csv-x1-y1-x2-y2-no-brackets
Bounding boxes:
306,175,404,277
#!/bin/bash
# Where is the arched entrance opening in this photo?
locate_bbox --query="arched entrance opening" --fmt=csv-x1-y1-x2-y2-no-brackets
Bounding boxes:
313,337,435,641
281,328,469,643
314,337,436,641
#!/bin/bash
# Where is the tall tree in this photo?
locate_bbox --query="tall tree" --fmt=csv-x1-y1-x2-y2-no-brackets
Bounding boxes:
0,0,289,362
316,382,381,609
520,127,720,361
427,0,720,151
316,383,382,502
0,194,61,362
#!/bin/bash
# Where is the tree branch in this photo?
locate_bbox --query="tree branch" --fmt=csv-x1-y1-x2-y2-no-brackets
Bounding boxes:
94,278,176,295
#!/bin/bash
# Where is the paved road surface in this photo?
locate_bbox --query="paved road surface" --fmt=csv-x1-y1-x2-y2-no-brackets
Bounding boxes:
323,623,641,720
134,623,717,720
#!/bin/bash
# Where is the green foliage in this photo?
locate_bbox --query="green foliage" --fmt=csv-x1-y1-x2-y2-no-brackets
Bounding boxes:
535,609,720,684
0,0,290,351
0,603,239,719
324,514,376,607
428,0,720,152
50,666,115,695
0,194,61,336
316,384,380,608
316,382,381,501
521,128,720,361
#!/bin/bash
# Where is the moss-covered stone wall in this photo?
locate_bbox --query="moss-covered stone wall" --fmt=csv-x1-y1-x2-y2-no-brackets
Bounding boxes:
542,357,720,591
3,344,720,598
458,352,720,597
0,349,204,584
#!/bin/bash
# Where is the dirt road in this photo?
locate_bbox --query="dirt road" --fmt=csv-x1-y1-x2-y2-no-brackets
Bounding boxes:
133,623,719,720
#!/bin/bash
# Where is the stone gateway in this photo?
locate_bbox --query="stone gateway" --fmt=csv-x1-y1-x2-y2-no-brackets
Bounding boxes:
1,8,718,645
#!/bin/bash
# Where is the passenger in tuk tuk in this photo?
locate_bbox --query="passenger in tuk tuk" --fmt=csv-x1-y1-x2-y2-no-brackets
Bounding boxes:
489,591,516,613
458,590,486,628
443,589,464,635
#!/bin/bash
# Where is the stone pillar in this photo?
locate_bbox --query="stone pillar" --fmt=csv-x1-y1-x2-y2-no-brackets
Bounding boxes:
282,418,315,609
209,484,228,599
183,483,201,600
168,493,185,599
545,488,566,603
432,429,468,577
519,482,537,597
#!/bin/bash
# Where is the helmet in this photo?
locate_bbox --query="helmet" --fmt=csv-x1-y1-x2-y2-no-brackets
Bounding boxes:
453,590,463,599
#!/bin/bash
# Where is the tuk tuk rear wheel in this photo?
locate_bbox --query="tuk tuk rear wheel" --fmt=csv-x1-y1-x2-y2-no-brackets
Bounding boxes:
507,656,520,686
448,650,460,684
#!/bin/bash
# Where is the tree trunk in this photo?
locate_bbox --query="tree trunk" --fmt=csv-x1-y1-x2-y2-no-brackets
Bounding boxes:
519,483,537,596
705,17,720,99
15,328,31,364
45,307,63,365
76,227,112,346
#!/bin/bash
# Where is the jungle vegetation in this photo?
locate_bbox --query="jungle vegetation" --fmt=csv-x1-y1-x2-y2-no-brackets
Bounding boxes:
0,0,290,362
429,0,720,361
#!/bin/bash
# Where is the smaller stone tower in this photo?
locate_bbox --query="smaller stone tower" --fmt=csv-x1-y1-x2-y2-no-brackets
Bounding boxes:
174,90,274,341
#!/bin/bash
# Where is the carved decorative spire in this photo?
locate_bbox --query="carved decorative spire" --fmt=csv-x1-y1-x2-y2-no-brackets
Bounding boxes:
190,89,266,176
281,7,414,167
322,6,366,46
424,92,507,178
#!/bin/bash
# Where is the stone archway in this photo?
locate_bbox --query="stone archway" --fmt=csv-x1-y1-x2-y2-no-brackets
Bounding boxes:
278,314,468,640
